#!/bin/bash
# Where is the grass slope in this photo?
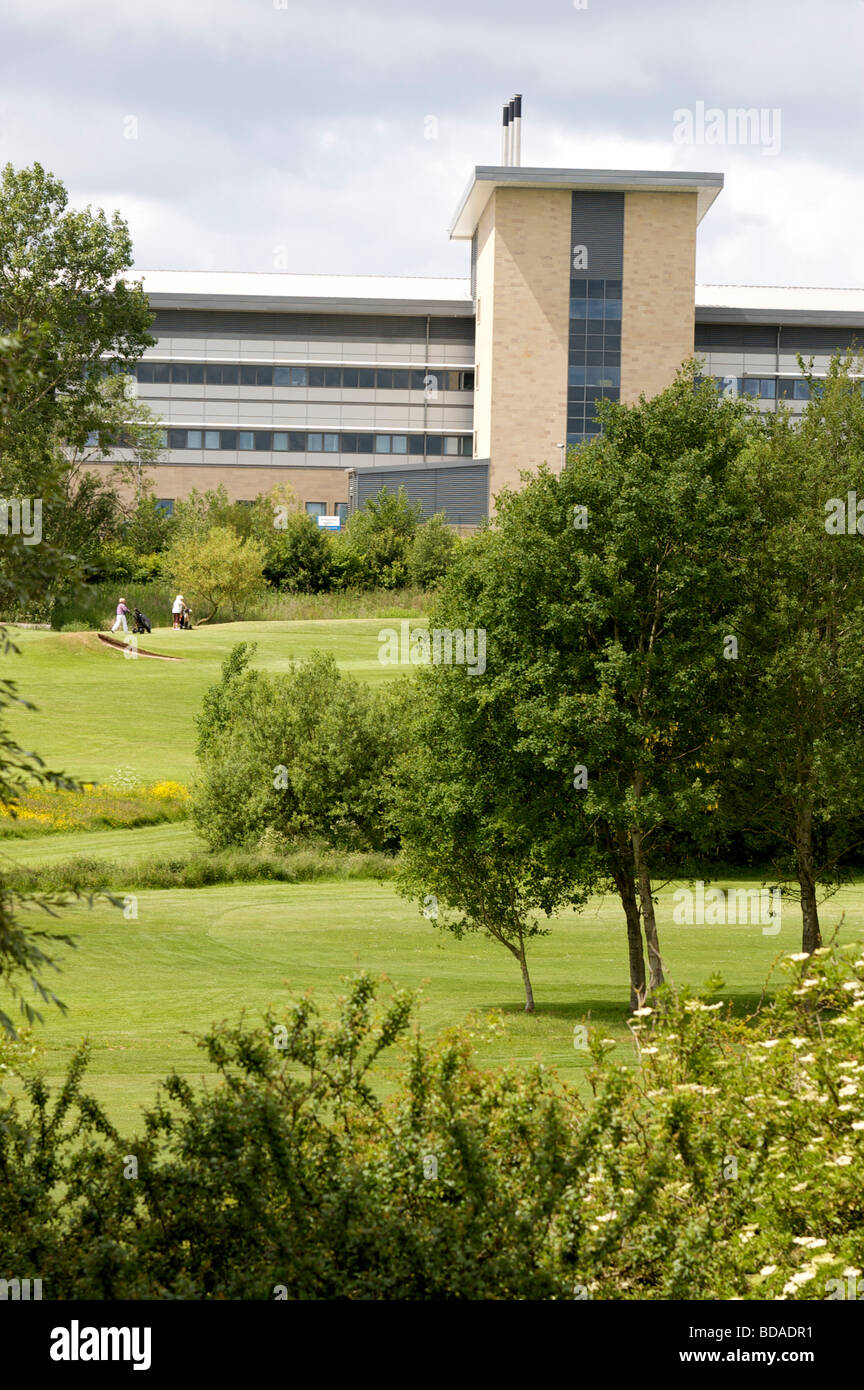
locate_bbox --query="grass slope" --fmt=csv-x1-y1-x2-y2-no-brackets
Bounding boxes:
5,620,403,783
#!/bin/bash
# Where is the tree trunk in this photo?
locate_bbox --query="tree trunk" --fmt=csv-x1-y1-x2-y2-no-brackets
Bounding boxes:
796,806,822,953
610,828,647,1012
631,826,665,991
517,941,535,1014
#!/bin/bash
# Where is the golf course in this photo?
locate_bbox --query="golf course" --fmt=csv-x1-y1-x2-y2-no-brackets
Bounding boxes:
4,619,863,1132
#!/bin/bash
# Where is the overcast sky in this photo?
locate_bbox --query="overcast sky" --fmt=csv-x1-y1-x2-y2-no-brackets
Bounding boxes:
2,0,863,288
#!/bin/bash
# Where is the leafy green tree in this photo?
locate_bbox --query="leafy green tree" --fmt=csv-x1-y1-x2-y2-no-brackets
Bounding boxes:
407,512,458,589
193,648,403,851
336,486,422,589
263,509,335,592
0,162,153,487
164,525,266,622
721,355,864,952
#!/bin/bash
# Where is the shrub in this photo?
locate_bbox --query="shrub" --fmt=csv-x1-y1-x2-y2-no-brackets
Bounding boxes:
407,512,458,589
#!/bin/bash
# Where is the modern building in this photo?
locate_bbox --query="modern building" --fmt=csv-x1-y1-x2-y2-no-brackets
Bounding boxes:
104,148,864,528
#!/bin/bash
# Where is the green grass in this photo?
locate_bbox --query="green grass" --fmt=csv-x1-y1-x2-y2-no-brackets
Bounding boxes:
5,876,863,1133
4,620,406,783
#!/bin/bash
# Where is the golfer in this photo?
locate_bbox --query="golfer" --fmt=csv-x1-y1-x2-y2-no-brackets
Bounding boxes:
172,594,186,630
111,597,129,633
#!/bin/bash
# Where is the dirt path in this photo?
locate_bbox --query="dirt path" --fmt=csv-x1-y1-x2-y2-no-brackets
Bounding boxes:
96,632,185,661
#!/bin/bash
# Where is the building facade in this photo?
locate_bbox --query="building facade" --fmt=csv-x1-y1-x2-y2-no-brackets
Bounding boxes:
99,167,864,527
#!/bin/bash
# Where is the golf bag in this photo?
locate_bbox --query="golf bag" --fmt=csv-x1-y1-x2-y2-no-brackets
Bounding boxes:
179,607,192,630
132,608,152,635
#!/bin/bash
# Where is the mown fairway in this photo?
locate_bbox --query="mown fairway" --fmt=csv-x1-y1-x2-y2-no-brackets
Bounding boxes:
4,619,864,1131
7,621,401,782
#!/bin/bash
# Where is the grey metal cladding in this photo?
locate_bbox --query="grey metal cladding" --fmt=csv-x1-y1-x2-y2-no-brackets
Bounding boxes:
151,310,476,345
355,463,488,525
696,322,864,354
570,192,624,277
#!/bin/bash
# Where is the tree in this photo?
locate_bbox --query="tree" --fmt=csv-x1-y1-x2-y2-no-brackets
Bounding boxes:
164,525,266,622
407,512,458,589
336,485,422,589
262,509,334,592
721,355,864,952
0,162,153,487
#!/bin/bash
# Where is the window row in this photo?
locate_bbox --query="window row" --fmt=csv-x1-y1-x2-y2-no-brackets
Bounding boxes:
161,428,473,456
704,376,818,401
568,367,621,388
135,362,475,391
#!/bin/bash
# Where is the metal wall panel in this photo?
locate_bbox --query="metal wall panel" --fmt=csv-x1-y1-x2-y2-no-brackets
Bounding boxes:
354,463,488,525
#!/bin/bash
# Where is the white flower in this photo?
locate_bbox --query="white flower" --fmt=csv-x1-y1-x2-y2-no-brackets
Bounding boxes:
760,1039,781,1049
788,952,810,962
760,1265,777,1277
838,1084,858,1097
851,1121,864,1131
833,1155,853,1167
641,1046,659,1055
632,1007,653,1017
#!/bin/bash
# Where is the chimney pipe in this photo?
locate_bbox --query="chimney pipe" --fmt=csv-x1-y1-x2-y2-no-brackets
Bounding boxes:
501,103,510,164
512,93,522,166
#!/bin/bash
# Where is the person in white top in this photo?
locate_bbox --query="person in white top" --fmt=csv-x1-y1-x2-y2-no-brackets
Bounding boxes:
172,594,185,630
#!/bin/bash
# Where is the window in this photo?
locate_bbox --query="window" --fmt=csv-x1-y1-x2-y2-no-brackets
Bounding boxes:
340,433,358,452
342,368,359,388
237,432,254,450
408,434,425,455
256,367,273,387
254,431,273,450
205,365,223,385
357,368,375,389
168,429,187,449
462,369,475,391
336,503,348,524
291,367,307,386
460,435,473,456
425,434,442,455
187,364,204,384
220,430,237,450
410,369,427,390
305,502,326,517
222,365,239,385
375,435,391,453
173,365,189,384
376,370,393,390
391,435,407,454
307,433,323,451
153,363,171,384
204,430,220,449
288,431,306,451
155,498,174,515
356,434,374,453
187,430,203,449
273,432,289,451
443,436,459,455
239,366,257,386
137,363,156,383
323,433,339,452
309,367,325,388
392,370,410,389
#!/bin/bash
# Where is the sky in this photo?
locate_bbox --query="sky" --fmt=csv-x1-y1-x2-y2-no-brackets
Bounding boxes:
1,0,863,289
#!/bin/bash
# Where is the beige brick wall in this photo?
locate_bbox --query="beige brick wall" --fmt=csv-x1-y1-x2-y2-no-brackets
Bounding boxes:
85,462,349,511
620,192,697,404
473,187,571,504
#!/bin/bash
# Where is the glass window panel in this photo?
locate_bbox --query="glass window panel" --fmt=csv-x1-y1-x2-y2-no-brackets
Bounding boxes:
136,363,156,383
392,370,410,389
205,365,223,385
239,366,257,386
410,369,427,390
168,429,187,449
291,367,307,386
256,367,273,386
273,432,289,451
305,502,326,517
408,434,425,454
376,370,393,389
274,367,292,387
460,436,473,455
570,279,588,297
155,498,174,515
569,299,587,319
340,434,358,452
341,367,359,388
323,433,339,452
568,366,587,386
221,365,239,385
336,504,348,524
322,367,340,387
288,432,306,451
443,436,459,455
357,434,374,453
760,378,776,399
391,435,407,453
254,431,272,451
586,368,620,387
357,368,375,388
204,430,220,449
187,430,203,449
309,367,325,388
307,433,323,451
461,370,475,391
237,431,254,450
220,430,237,449
187,365,205,384
425,434,442,455
603,299,622,320
605,279,622,296
374,434,391,453
153,363,170,383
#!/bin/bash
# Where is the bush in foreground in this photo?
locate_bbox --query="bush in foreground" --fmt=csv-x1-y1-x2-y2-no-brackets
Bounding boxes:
1,945,863,1299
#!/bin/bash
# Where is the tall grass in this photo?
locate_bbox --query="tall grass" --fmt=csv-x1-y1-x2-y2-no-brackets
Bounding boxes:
52,582,431,630
5,846,399,892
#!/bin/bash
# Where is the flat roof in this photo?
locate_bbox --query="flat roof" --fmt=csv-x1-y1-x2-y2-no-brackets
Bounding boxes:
696,284,864,327
449,165,724,239
130,270,473,317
